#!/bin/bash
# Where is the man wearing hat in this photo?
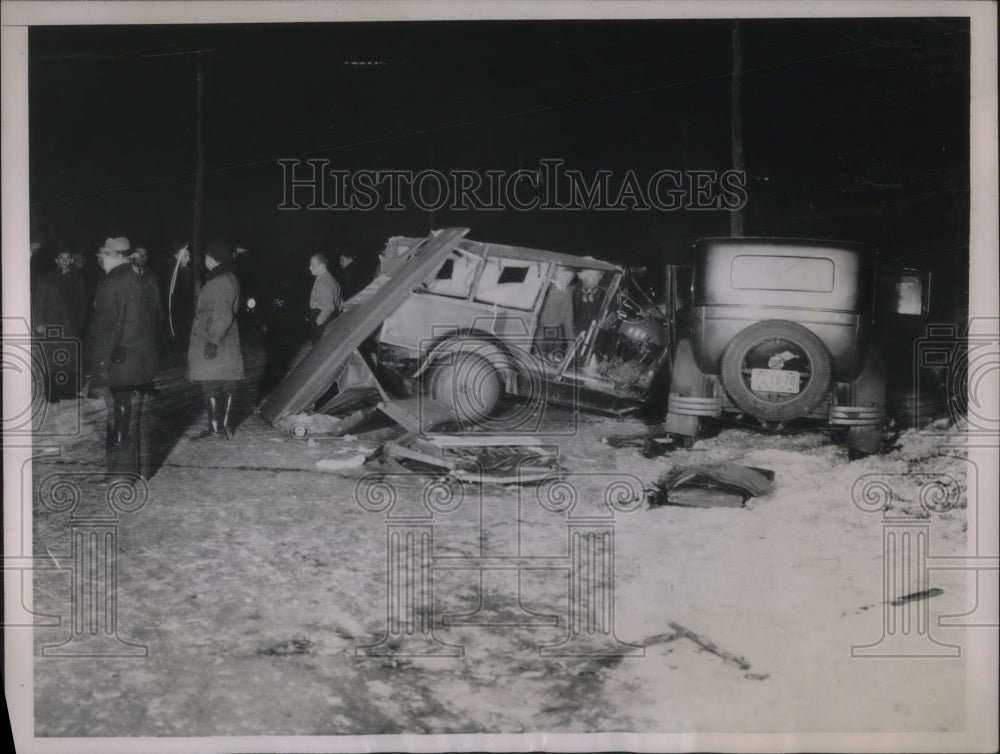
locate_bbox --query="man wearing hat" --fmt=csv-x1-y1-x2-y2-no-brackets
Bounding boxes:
188,239,244,439
88,236,159,481
535,264,577,361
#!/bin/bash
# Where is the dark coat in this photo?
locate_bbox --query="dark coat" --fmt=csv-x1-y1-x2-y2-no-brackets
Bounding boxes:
88,262,158,390
136,264,166,329
335,262,365,301
572,285,606,335
33,267,88,338
188,262,244,381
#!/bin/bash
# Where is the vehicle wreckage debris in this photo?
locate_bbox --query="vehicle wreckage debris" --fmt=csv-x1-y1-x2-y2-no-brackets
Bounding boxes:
647,463,775,508
844,587,945,617
382,432,561,484
890,587,944,606
667,622,753,671
272,394,562,482
640,624,754,672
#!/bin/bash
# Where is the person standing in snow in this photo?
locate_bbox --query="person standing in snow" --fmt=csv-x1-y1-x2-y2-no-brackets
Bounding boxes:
33,249,89,401
307,253,342,345
88,236,159,481
188,240,244,439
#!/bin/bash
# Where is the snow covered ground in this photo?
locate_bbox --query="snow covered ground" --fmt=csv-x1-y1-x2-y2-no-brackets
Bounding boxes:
26,368,989,747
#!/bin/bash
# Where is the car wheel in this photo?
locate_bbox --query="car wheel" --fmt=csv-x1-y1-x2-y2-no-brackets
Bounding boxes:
720,320,832,423
427,352,502,424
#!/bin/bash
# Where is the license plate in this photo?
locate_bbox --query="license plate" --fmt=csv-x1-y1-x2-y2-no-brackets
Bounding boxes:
750,368,800,394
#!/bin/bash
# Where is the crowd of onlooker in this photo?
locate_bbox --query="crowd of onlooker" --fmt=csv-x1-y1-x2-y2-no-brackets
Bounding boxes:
30,235,371,486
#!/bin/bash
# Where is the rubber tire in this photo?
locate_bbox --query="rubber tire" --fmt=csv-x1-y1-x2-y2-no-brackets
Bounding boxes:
720,320,832,423
427,352,501,423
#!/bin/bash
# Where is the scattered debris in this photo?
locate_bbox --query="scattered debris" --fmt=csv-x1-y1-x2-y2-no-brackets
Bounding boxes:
667,621,752,671
844,587,945,617
890,587,944,606
640,436,673,459
282,412,344,436
380,430,561,484
640,623,756,672
272,378,562,484
647,463,775,508
256,637,314,656
602,431,664,449
379,398,456,434
315,454,368,472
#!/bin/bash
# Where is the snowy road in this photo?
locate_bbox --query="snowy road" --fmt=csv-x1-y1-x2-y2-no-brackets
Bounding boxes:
29,341,976,738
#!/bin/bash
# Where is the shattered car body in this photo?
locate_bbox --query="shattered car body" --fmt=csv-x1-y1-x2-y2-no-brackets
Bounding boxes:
258,228,673,428
259,229,889,456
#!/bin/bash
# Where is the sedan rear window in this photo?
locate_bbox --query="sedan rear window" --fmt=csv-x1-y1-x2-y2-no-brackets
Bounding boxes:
730,255,835,293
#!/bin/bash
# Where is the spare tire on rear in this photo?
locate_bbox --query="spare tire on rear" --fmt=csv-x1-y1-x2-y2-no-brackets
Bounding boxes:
720,320,832,423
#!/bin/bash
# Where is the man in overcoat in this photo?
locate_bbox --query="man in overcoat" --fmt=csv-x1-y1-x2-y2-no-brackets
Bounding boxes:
88,237,158,480
188,240,244,439
33,250,89,401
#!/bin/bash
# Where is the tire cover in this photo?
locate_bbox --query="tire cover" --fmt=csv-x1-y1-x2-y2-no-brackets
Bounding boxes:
720,320,832,422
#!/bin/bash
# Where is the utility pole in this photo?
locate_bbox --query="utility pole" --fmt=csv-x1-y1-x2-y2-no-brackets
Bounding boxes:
730,20,744,237
138,46,214,301
192,51,205,298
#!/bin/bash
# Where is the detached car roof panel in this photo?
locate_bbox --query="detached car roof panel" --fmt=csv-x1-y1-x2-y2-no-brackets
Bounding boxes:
258,227,470,424
459,239,621,272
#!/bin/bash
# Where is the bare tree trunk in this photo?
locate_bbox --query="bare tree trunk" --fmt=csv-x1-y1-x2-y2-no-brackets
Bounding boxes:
730,21,744,238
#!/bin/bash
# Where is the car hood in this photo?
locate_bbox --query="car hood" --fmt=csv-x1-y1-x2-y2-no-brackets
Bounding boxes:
258,227,470,424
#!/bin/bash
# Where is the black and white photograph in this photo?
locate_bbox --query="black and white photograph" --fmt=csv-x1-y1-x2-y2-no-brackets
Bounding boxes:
3,1,998,752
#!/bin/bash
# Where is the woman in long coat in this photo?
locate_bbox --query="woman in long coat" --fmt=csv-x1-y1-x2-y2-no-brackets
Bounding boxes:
188,239,243,439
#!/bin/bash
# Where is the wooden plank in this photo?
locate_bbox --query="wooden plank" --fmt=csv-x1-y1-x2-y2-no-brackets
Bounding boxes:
378,398,455,433
383,440,463,470
329,407,381,437
423,433,548,447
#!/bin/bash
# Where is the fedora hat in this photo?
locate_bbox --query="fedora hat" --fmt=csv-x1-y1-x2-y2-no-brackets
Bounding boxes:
100,237,131,255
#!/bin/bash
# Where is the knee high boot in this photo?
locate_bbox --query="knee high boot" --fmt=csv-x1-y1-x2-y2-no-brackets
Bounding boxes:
218,393,234,439
192,395,219,440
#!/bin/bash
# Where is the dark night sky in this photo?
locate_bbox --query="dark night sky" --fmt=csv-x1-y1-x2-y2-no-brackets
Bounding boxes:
29,18,969,313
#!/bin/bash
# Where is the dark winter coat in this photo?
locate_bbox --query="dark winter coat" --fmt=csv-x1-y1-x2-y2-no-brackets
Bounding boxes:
136,264,166,329
88,262,158,390
336,262,365,301
572,285,606,335
33,267,88,338
188,262,244,381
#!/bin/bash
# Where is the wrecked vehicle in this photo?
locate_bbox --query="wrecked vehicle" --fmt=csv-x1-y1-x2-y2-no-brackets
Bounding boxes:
258,229,890,456
258,227,672,430
664,237,886,455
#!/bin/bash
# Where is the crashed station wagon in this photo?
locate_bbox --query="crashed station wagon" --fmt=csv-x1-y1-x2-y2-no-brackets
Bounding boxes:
259,228,890,455
259,227,672,431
